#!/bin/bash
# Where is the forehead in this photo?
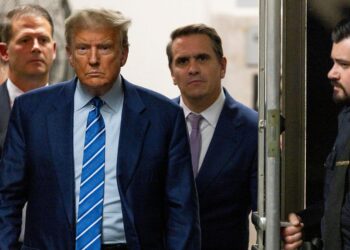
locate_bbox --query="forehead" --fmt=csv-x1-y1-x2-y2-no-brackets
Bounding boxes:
172,34,215,56
72,28,118,44
11,15,52,37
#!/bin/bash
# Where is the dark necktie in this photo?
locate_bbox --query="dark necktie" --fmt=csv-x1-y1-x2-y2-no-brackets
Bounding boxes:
188,113,203,177
76,97,105,250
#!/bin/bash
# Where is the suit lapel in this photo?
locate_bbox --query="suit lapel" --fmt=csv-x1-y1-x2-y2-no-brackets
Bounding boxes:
47,81,76,226
0,82,11,145
117,80,149,193
196,94,242,195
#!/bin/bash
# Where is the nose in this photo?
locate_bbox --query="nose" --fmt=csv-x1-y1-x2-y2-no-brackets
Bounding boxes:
188,59,199,75
88,47,99,66
31,39,41,53
328,64,340,80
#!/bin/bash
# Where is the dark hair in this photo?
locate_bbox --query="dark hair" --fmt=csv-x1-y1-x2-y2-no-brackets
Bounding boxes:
332,17,350,43
166,23,224,68
2,4,54,43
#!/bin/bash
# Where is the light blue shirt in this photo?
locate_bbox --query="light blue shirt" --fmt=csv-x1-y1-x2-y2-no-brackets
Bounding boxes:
73,75,125,243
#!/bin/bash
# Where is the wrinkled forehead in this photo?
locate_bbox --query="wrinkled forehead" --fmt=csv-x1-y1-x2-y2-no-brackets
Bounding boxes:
11,15,53,35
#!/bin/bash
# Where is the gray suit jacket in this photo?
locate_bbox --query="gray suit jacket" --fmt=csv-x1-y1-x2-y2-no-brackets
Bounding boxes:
0,81,11,157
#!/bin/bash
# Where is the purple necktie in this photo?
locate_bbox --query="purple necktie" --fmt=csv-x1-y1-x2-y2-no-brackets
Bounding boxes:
188,113,203,177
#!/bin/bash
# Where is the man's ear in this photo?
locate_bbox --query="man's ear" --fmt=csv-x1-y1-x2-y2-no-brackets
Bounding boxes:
65,46,74,67
169,66,177,85
0,43,9,62
52,41,57,61
220,57,227,79
172,74,177,86
120,46,129,67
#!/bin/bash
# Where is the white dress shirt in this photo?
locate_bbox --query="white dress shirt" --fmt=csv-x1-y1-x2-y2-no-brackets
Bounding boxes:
6,79,49,108
6,79,24,108
180,88,225,171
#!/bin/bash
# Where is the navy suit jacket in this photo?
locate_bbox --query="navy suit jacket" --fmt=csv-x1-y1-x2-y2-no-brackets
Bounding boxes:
0,81,11,157
0,77,200,250
176,89,258,250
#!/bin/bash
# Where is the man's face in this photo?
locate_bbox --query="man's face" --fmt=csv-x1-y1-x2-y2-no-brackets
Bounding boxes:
170,34,226,109
328,38,350,104
66,28,128,96
2,15,56,80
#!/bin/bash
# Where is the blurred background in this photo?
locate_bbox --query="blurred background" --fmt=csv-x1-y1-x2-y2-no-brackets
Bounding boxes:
0,0,259,107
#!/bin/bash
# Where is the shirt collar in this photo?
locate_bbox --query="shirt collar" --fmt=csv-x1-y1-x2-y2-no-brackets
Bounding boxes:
74,75,123,113
180,88,225,127
6,78,49,108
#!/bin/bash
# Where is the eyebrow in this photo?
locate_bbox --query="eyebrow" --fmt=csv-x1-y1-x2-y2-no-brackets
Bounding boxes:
333,57,350,64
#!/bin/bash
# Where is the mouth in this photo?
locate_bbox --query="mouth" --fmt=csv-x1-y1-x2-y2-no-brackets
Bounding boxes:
332,81,343,90
86,72,104,77
331,81,350,97
29,59,45,64
188,79,204,85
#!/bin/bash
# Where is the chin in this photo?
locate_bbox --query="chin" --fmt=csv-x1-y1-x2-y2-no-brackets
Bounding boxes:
333,95,349,105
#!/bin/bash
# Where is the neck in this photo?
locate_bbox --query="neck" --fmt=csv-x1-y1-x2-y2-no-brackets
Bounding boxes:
8,72,48,92
183,91,221,113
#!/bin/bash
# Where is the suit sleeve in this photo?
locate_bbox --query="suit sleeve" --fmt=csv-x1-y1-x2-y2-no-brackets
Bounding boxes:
165,109,201,250
0,99,27,248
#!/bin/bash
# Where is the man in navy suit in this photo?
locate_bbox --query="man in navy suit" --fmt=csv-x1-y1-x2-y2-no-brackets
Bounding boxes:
166,24,258,250
0,9,200,250
0,5,57,247
0,4,56,157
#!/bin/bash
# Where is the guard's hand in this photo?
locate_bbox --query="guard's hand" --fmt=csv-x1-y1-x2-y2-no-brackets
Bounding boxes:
281,213,304,250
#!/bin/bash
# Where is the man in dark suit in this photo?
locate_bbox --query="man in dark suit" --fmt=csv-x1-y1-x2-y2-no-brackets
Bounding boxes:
166,24,257,250
283,18,350,250
0,4,56,157
0,5,56,247
0,8,200,250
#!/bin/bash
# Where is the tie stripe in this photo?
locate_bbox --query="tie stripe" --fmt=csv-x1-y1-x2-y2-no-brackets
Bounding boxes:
83,234,102,250
79,181,104,205
76,216,103,240
77,199,104,223
84,128,106,150
76,97,105,250
82,145,105,169
80,163,105,187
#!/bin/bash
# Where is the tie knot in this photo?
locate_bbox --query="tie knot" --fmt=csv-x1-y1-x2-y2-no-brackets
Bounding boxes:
188,113,202,130
91,97,104,110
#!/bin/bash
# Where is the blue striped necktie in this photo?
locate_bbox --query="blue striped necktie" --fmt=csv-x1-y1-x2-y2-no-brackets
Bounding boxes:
76,97,105,250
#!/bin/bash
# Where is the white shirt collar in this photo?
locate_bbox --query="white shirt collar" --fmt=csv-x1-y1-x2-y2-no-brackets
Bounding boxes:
6,78,24,108
6,79,49,108
180,88,225,127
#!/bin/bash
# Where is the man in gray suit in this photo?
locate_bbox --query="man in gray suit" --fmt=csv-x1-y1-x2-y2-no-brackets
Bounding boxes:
0,4,56,157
